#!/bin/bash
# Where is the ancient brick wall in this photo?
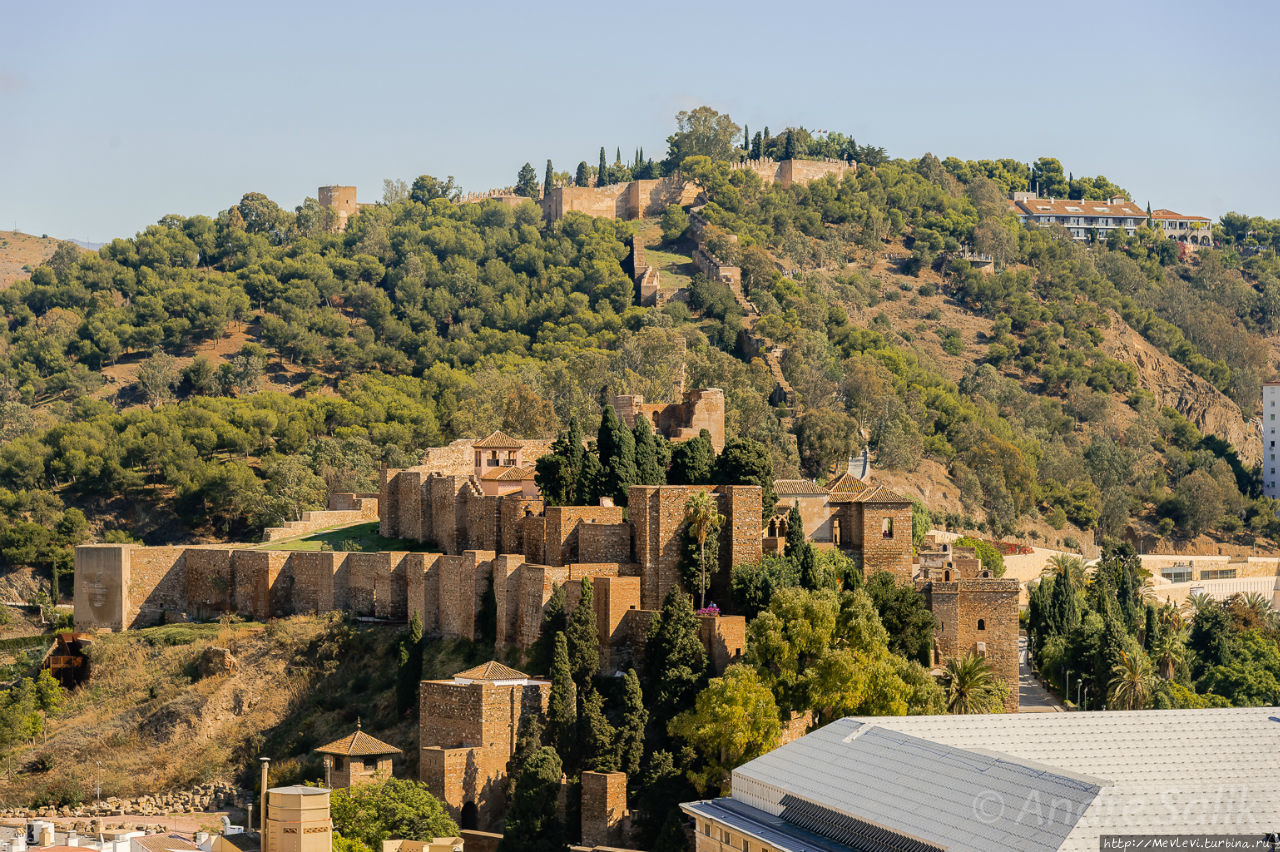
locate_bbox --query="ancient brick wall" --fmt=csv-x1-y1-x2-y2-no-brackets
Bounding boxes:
698,614,746,674
718,486,764,596
929,578,1020,712
578,522,632,564
289,551,341,614
184,549,234,619
126,545,189,626
580,771,628,848
543,184,630,220
498,496,542,556
464,493,498,553
857,501,914,583
490,555,526,650
543,506,626,567
521,516,548,566
778,158,853,189
592,577,642,673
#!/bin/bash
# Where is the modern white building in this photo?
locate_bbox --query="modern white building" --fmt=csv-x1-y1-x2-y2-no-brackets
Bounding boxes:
1265,379,1280,499
1151,208,1213,247
683,708,1280,851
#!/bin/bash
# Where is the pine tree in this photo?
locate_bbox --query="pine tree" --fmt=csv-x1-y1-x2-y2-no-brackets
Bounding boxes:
598,147,608,186
784,503,805,557
548,632,577,761
597,405,637,505
575,161,591,187
515,162,540,198
497,747,567,852
643,588,709,722
566,578,600,687
617,668,647,777
544,159,554,193
578,684,618,773
633,417,664,485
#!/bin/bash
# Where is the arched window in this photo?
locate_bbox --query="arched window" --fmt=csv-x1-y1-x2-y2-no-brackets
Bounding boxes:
882,517,893,538
460,802,479,831
977,619,986,631
943,570,951,581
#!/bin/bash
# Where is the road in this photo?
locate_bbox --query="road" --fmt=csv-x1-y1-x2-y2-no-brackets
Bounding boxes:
1018,634,1065,712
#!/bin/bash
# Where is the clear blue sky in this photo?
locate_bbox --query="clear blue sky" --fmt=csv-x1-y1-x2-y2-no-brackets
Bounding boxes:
3,0,1276,243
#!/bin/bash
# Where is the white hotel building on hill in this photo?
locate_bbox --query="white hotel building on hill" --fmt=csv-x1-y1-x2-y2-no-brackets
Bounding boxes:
1008,192,1146,241
1266,379,1280,499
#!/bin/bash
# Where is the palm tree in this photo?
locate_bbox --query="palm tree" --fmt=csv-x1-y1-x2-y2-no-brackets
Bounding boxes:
940,651,1009,714
684,492,724,609
1236,591,1272,621
1107,649,1156,710
1043,553,1085,591
1151,632,1184,681
1156,601,1184,633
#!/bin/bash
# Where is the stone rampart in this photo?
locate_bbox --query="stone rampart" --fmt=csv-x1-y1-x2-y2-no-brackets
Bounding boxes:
262,493,379,542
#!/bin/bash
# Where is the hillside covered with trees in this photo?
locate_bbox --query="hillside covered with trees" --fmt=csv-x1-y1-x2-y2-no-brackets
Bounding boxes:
3,108,1280,598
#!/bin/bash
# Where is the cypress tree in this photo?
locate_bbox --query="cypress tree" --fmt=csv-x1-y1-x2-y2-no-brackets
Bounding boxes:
617,668,647,778
566,578,600,687
782,130,797,160
751,131,762,159
576,445,603,505
798,542,821,590
505,713,546,797
599,147,608,186
643,588,709,721
578,683,619,773
743,125,750,152
575,161,591,187
527,583,568,675
597,405,637,505
548,632,577,760
667,430,714,485
497,747,567,852
784,503,805,558
616,146,621,165
633,417,664,485
762,126,771,155
544,159,554,193
1048,565,1080,635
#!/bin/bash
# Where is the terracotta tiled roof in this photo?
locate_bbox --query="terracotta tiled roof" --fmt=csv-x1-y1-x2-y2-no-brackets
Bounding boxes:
774,479,825,497
473,431,524,449
824,472,868,500
454,660,530,681
480,464,535,481
315,726,400,757
847,483,911,504
1012,197,1145,218
1150,208,1210,222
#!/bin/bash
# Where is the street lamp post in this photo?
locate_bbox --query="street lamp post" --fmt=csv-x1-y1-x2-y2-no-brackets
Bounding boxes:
95,760,101,806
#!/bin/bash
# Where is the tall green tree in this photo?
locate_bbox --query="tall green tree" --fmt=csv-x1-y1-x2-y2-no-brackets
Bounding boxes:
683,492,724,608
864,571,936,666
515,163,540,199
712,436,778,517
668,665,780,795
643,588,709,723
575,162,591,187
598,148,608,186
633,417,664,485
784,504,805,558
616,668,647,778
578,684,618,773
668,430,715,485
664,107,741,168
498,747,567,852
527,584,568,675
548,632,577,759
566,578,600,686
596,405,637,505
544,160,554,194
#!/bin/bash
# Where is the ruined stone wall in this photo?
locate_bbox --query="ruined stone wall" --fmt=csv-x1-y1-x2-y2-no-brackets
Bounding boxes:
498,497,541,556
580,771,628,848
612,389,726,452
261,494,379,542
126,545,189,627
857,501,914,583
929,578,1020,713
691,245,741,286
543,184,629,220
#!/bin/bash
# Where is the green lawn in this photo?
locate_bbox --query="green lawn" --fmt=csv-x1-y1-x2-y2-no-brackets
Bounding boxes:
645,244,695,291
256,521,435,553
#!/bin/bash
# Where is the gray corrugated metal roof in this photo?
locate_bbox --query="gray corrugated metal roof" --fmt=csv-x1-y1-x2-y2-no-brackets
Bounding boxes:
732,719,1097,852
